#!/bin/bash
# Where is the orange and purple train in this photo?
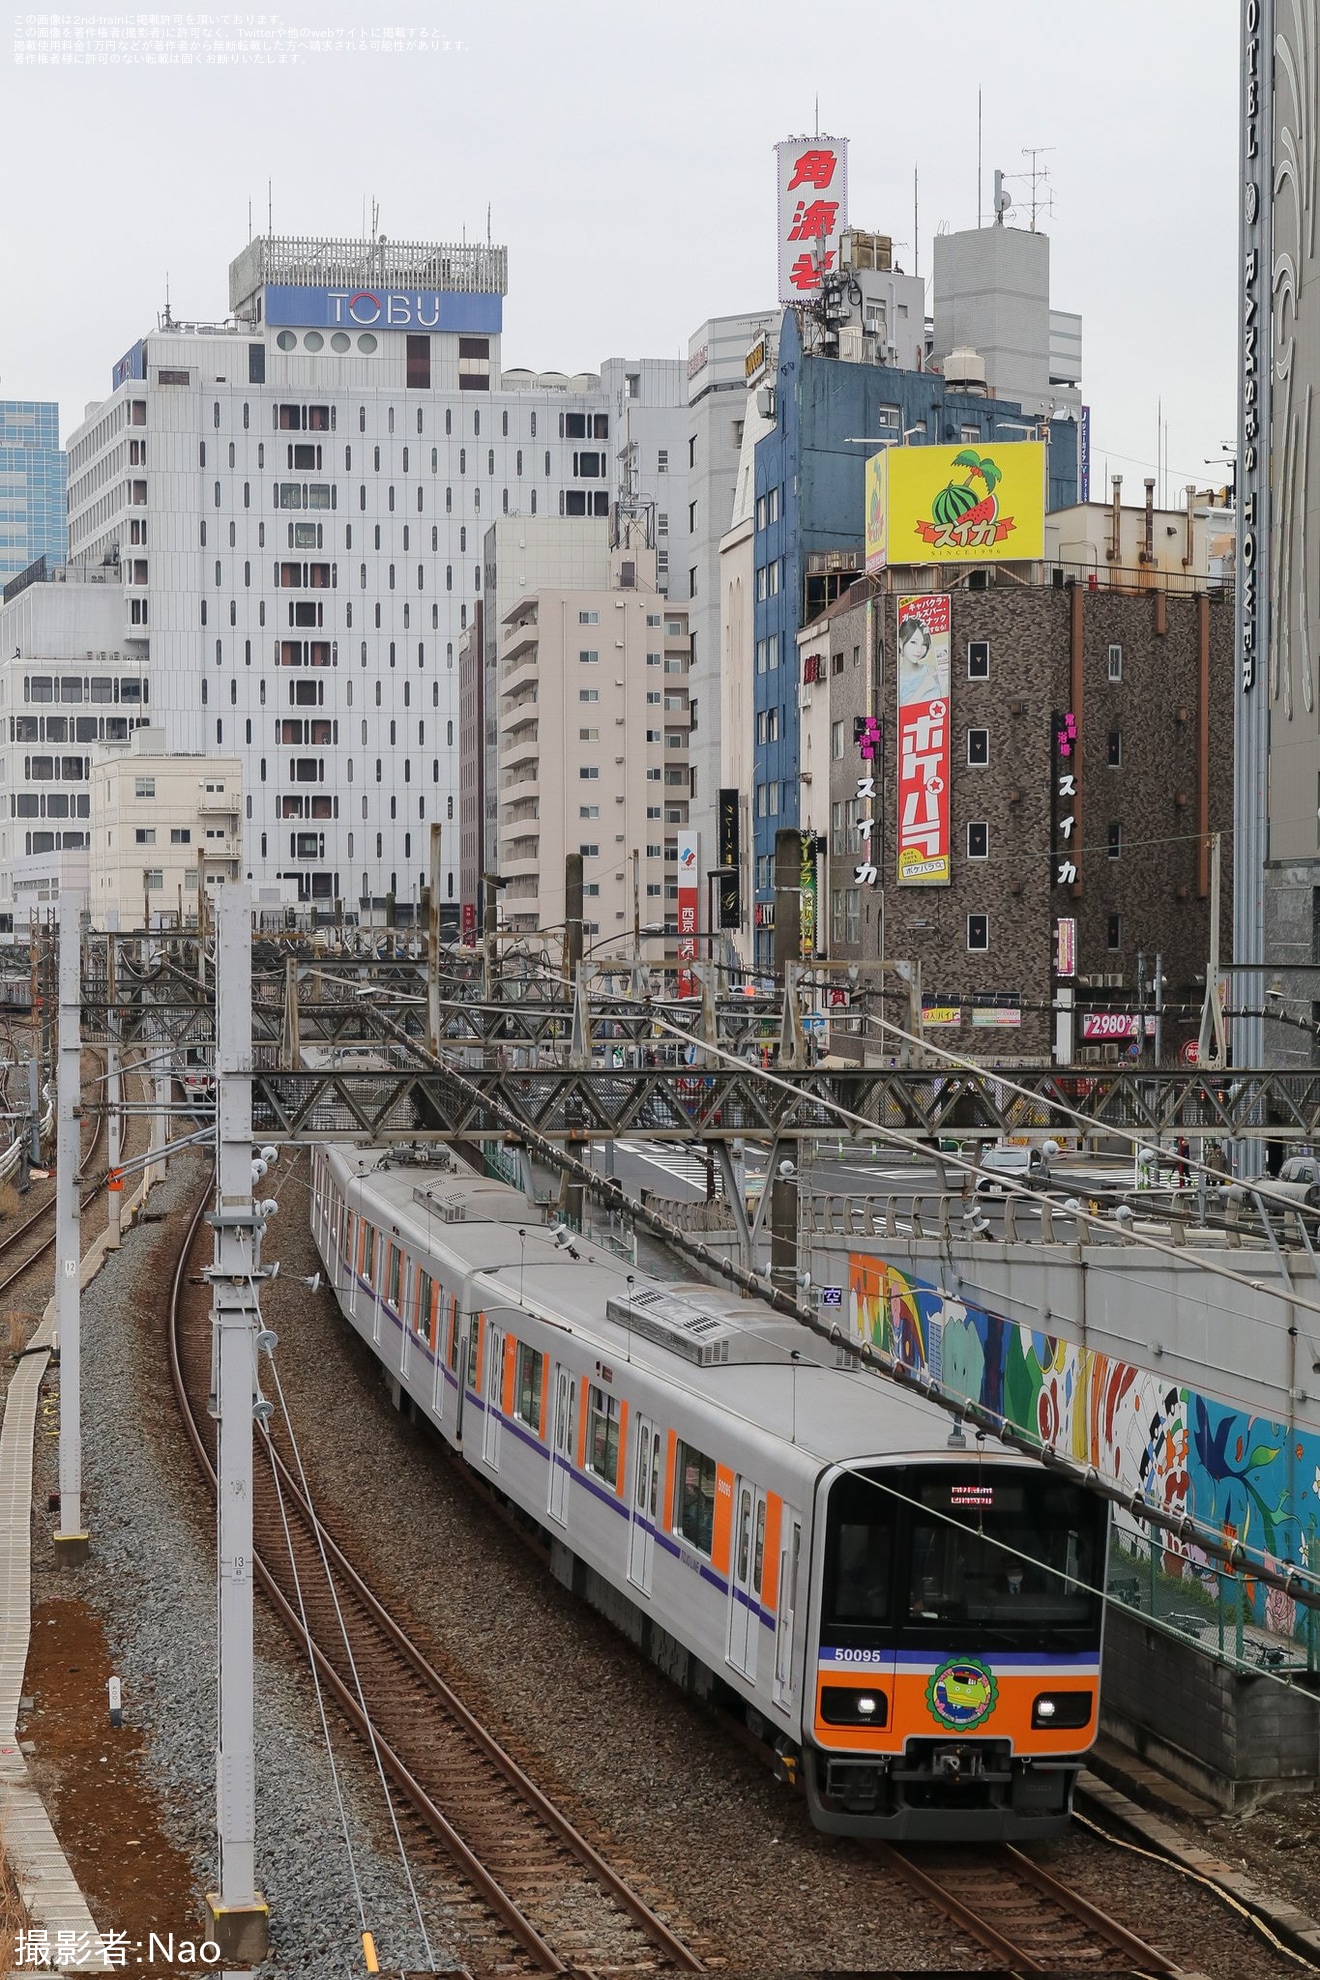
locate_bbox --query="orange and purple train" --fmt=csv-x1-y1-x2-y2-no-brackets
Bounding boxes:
311,1141,1109,1840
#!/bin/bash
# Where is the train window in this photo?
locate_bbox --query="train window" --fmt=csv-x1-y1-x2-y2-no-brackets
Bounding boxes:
907,1471,1103,1636
386,1245,402,1311
753,1497,767,1594
514,1343,543,1431
466,1312,482,1389
447,1300,460,1371
823,1470,898,1629
673,1441,717,1556
586,1385,620,1488
361,1224,376,1285
416,1272,434,1337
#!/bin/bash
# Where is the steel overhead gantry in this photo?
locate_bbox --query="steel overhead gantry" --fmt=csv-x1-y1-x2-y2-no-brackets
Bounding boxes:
240,1058,1320,1144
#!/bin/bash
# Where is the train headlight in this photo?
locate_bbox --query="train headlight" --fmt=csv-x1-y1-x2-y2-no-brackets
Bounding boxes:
820,1686,888,1727
1031,1691,1092,1730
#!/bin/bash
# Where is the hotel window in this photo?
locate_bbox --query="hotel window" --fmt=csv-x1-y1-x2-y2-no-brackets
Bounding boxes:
967,914,989,951
1108,644,1124,681
1107,821,1123,859
967,728,989,767
967,821,989,859
967,640,990,680
1107,730,1122,767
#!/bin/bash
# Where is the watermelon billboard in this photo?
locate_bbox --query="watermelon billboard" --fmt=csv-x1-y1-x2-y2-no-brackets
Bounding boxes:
871,439,1046,566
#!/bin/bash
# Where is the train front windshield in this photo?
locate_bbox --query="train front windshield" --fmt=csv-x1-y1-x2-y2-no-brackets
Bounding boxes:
824,1466,1107,1649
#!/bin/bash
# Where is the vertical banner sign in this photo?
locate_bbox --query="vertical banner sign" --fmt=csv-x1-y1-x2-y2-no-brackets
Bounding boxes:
1055,916,1077,978
716,788,741,928
799,834,817,958
676,831,699,997
1080,406,1091,503
1234,0,1274,1085
1238,0,1271,698
895,595,952,886
1052,712,1079,888
461,902,476,946
865,450,888,573
853,715,881,888
776,136,849,305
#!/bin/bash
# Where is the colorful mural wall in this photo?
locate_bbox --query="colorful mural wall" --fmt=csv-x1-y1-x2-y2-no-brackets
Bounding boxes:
849,1254,1314,1638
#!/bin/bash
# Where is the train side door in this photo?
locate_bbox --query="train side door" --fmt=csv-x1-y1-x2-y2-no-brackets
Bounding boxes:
772,1510,802,1710
548,1363,574,1526
728,1478,768,1682
482,1325,503,1470
627,1414,660,1595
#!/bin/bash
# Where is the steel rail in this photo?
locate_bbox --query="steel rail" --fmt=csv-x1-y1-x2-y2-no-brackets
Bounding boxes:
165,1180,702,1975
874,1840,1181,1975
0,1050,110,1298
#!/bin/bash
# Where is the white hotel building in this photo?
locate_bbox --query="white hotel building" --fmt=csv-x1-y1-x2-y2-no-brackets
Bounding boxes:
65,235,687,920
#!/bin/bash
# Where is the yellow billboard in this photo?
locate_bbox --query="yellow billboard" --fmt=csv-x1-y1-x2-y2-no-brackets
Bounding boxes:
870,439,1046,566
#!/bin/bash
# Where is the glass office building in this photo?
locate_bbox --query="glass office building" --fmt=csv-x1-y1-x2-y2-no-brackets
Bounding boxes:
0,404,66,586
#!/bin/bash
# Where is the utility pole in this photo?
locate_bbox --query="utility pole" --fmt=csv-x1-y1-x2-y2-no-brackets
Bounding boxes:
1197,832,1228,1068
1153,951,1164,1067
632,848,641,961
204,883,270,1965
772,826,801,983
53,889,87,1565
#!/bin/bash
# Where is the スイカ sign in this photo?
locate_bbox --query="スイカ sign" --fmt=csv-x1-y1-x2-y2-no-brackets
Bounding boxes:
874,441,1046,565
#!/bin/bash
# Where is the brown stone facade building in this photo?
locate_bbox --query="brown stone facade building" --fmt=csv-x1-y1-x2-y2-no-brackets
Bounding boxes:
797,577,1233,1062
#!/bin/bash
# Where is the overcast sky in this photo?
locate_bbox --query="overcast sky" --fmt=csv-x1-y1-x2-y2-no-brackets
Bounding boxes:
1,0,1237,499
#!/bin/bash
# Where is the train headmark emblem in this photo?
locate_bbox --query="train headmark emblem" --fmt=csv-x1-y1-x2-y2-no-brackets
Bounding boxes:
926,1657,999,1731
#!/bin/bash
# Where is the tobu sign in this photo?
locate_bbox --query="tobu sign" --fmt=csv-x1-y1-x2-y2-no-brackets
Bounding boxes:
264,285,503,333
895,595,951,886
776,136,849,304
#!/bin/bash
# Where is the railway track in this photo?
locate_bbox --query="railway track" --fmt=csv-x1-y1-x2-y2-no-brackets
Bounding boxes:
0,1050,109,1300
166,1182,704,1975
877,1839,1183,1974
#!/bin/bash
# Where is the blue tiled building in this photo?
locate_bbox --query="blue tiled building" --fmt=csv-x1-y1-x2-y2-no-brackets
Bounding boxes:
750,309,1079,962
0,404,66,587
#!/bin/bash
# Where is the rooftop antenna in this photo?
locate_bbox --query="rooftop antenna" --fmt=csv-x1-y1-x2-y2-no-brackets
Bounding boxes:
247,199,252,245
267,178,272,237
1021,146,1054,232
487,202,491,245
914,165,919,279
162,271,173,329
814,93,819,138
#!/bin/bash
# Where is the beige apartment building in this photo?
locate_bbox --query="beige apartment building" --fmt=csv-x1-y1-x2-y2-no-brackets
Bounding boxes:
495,540,690,950
88,728,242,929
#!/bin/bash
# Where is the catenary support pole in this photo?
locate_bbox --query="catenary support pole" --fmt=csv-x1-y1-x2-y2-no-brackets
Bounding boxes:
205,884,270,1965
53,889,87,1565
